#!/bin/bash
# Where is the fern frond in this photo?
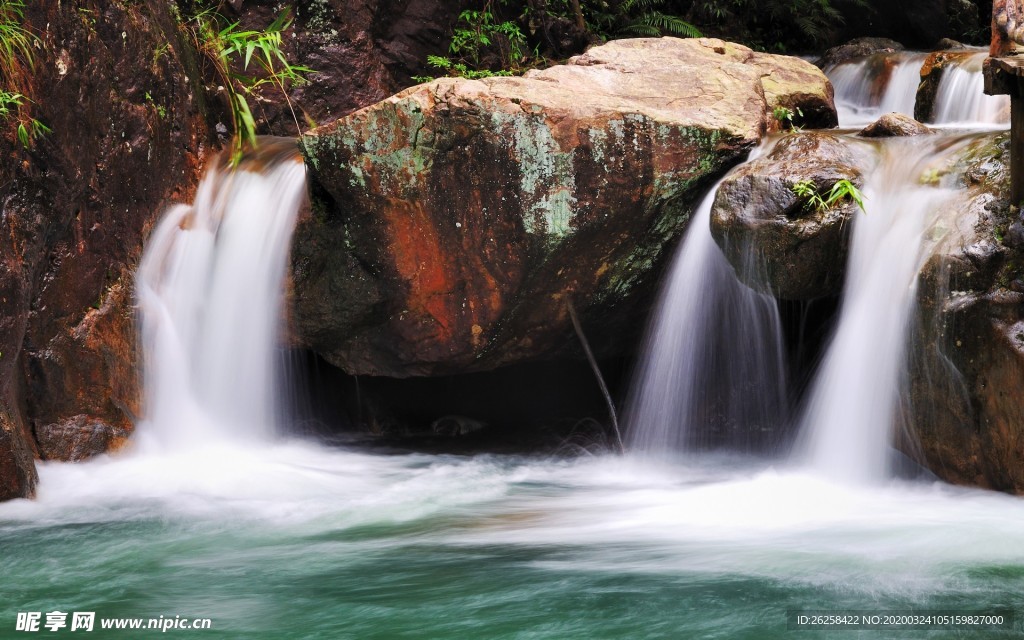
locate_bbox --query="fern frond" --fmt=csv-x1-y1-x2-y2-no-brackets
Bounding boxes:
620,12,703,38
619,23,662,37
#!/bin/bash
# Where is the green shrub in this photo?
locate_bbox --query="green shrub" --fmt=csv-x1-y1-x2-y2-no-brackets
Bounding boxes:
0,0,49,148
417,3,530,81
182,7,312,164
792,178,866,213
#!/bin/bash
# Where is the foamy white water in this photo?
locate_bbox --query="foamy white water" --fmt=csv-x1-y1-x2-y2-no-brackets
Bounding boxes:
135,143,306,450
4,450,1024,597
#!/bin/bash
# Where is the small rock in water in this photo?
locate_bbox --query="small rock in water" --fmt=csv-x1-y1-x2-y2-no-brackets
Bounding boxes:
431,415,487,437
858,113,932,138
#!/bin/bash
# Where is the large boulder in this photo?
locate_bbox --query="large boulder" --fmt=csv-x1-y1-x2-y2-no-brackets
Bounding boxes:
295,37,836,377
910,132,1024,493
709,133,872,300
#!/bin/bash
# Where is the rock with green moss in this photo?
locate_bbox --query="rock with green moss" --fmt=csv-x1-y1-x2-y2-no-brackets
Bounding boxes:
295,37,836,376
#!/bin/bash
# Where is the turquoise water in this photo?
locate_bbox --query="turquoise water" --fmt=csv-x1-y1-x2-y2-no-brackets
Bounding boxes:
2,444,1022,638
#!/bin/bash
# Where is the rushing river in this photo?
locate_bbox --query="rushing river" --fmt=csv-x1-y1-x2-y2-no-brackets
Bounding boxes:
1,445,1022,638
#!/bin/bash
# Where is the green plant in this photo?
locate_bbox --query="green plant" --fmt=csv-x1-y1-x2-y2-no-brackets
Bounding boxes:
773,105,803,131
422,2,529,81
416,54,516,82
0,0,49,148
792,178,866,213
144,91,168,120
183,7,312,164
0,91,48,148
452,7,527,67
615,0,702,38
0,0,33,78
152,42,171,67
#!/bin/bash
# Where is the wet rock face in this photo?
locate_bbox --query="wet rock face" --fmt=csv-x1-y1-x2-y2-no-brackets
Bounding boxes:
0,1,213,497
911,132,1024,493
34,416,132,463
0,411,38,501
296,37,837,377
710,133,872,301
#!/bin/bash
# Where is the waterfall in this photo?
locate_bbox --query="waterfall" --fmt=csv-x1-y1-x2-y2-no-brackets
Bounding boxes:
624,149,789,453
135,140,306,450
827,52,927,127
793,135,977,483
933,52,1010,126
827,50,1010,128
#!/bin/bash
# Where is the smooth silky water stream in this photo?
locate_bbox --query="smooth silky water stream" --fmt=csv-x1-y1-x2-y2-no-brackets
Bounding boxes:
2,96,1024,639
828,49,1010,128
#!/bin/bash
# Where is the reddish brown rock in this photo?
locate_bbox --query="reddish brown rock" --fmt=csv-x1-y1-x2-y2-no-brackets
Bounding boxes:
35,416,132,462
295,37,836,377
0,1,212,495
991,0,1024,56
0,409,37,501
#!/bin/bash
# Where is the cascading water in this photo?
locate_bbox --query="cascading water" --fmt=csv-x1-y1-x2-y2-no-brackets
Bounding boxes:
827,52,928,126
933,51,1011,126
624,147,789,453
827,49,1010,128
793,135,978,483
135,140,306,450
